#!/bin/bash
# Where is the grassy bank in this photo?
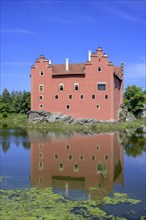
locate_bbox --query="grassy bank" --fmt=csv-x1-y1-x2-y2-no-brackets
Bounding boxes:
0,113,145,132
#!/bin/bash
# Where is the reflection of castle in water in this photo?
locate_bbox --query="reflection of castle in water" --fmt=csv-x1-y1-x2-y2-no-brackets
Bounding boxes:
29,131,123,200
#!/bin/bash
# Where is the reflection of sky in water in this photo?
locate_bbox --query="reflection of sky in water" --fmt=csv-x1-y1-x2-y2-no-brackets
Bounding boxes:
0,141,30,189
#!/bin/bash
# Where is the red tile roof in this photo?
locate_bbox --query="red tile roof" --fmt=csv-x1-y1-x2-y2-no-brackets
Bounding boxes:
52,63,85,75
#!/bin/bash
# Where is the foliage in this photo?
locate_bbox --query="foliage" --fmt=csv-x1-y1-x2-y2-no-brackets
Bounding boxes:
0,89,30,115
124,85,145,118
120,128,146,157
0,188,141,220
0,112,145,132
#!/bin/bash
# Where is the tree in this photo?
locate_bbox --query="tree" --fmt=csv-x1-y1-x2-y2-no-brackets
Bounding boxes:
124,85,145,118
0,88,12,114
20,91,31,114
0,89,30,115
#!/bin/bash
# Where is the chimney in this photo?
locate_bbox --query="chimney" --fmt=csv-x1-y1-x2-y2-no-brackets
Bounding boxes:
88,50,91,62
49,59,51,64
66,58,69,71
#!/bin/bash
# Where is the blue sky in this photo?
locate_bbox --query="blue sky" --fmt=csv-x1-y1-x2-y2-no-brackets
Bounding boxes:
0,0,145,93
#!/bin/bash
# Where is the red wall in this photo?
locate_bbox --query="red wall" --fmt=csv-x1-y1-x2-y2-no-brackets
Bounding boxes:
30,48,123,121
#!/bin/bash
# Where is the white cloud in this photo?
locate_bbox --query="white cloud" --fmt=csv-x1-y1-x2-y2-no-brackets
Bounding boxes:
1,29,37,35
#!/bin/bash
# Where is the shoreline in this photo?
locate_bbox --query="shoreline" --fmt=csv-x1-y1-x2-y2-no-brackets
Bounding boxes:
0,113,145,132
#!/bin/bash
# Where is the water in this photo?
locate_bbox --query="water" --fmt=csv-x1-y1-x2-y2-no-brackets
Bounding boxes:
0,128,146,219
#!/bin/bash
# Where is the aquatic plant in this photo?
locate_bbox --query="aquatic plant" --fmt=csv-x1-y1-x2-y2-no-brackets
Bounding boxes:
0,188,141,220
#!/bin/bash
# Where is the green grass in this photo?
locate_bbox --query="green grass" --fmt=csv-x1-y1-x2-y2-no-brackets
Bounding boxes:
0,113,145,132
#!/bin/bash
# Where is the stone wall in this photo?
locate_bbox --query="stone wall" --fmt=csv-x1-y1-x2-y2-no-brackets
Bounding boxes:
28,110,117,125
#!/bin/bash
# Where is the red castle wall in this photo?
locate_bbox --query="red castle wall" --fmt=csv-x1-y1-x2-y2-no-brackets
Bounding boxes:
30,48,124,121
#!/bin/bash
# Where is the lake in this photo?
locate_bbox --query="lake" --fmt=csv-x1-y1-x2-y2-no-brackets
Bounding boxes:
0,128,146,219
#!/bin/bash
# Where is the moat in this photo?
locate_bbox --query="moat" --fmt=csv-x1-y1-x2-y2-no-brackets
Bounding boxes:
0,128,146,219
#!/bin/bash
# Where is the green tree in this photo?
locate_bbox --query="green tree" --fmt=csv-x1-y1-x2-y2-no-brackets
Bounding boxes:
0,88,12,114
124,85,145,118
11,91,23,113
20,91,31,114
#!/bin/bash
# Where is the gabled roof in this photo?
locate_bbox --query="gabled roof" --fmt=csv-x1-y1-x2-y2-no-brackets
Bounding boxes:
52,63,85,75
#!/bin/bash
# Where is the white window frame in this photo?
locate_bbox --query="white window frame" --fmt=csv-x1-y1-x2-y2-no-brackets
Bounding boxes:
59,162,64,171
68,94,73,100
65,144,70,150
39,84,44,92
91,155,96,161
74,83,79,91
104,94,109,100
97,66,102,72
97,82,106,91
39,143,43,150
59,83,64,92
39,152,43,159
54,94,59,100
79,154,84,161
39,95,43,101
96,144,100,151
66,104,70,110
92,94,96,99
38,161,43,170
80,94,84,100
54,154,59,160
68,154,73,160
39,104,43,109
40,70,44,76
74,163,79,172
96,104,100,109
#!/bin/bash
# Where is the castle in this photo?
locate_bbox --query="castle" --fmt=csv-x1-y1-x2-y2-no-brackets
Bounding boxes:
30,47,124,121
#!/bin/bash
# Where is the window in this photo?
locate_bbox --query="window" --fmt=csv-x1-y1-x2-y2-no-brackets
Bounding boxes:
39,104,43,109
91,155,96,161
39,177,43,183
66,144,70,150
55,95,59,100
97,163,107,174
105,155,109,160
54,154,59,160
38,161,43,170
74,83,79,91
39,152,43,159
79,155,84,160
80,94,84,100
39,144,43,150
68,154,73,160
97,83,106,90
59,162,64,171
59,84,64,91
96,104,100,109
39,84,44,92
66,104,70,110
39,95,43,100
97,66,102,71
92,95,96,99
105,95,108,99
74,163,79,172
96,145,100,151
40,70,44,76
68,94,72,100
